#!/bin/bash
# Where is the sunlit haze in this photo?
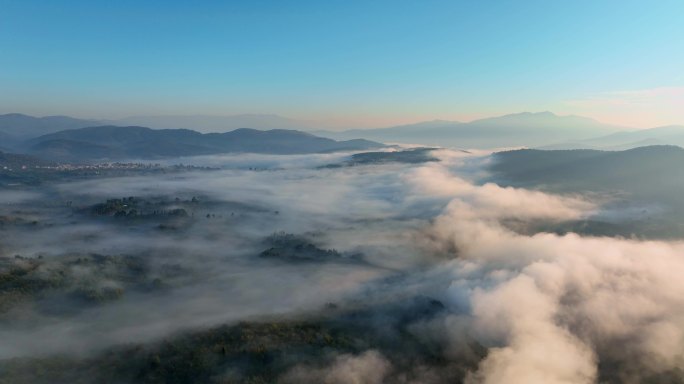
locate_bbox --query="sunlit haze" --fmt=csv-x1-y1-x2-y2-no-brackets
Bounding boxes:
3,2,684,384
1,0,682,128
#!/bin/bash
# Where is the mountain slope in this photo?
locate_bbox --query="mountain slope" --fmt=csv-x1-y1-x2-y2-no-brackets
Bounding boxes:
491,145,684,185
489,145,684,207
489,145,684,237
318,112,621,148
25,126,384,161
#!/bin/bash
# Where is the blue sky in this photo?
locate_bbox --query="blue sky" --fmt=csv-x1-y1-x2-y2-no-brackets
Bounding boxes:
1,0,683,128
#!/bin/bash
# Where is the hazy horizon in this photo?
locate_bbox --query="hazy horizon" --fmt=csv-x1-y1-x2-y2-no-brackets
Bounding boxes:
2,1,683,129
3,2,684,383
3,110,680,132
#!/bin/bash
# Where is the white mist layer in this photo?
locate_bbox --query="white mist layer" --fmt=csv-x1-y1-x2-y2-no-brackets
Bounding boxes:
412,153,684,383
1,149,684,384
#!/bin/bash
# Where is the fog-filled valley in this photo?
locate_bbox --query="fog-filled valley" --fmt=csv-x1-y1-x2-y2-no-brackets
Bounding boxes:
5,0,684,381
3,143,684,384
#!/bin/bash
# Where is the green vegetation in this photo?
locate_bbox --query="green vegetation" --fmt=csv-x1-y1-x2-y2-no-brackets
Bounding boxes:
0,297,485,384
0,254,184,315
323,148,439,168
0,162,216,187
259,232,353,262
90,196,190,219
489,146,684,238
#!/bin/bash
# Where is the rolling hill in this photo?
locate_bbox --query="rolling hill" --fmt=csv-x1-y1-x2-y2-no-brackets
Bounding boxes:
489,145,684,212
490,145,684,190
488,145,684,237
24,126,384,161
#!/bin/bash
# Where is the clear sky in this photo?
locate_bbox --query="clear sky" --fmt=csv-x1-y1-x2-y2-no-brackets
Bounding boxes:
1,0,683,128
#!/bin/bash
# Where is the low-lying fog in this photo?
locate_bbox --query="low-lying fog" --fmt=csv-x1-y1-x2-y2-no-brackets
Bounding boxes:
2,148,684,383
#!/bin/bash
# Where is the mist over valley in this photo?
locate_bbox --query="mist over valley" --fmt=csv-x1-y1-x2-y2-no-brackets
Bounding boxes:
3,1,683,382
3,133,684,383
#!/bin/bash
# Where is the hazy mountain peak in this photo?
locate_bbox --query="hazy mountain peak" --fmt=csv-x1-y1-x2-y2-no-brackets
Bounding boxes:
473,111,602,124
315,111,622,148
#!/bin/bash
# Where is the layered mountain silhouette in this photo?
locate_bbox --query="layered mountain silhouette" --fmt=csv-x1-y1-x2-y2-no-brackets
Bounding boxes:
542,125,684,150
22,126,383,161
0,113,313,140
4,112,683,159
317,112,622,148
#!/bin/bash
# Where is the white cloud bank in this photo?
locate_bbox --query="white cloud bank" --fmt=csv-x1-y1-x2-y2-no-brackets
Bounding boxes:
3,149,684,384
410,154,684,383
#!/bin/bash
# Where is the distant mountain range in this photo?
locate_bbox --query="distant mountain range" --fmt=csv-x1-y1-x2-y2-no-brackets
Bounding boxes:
21,126,382,162
316,112,625,148
541,125,684,150
0,113,384,161
3,112,684,156
0,113,316,140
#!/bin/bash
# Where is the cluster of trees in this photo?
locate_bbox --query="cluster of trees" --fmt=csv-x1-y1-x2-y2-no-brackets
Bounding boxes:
89,197,193,219
322,148,439,169
259,232,342,261
0,253,182,314
0,297,486,384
